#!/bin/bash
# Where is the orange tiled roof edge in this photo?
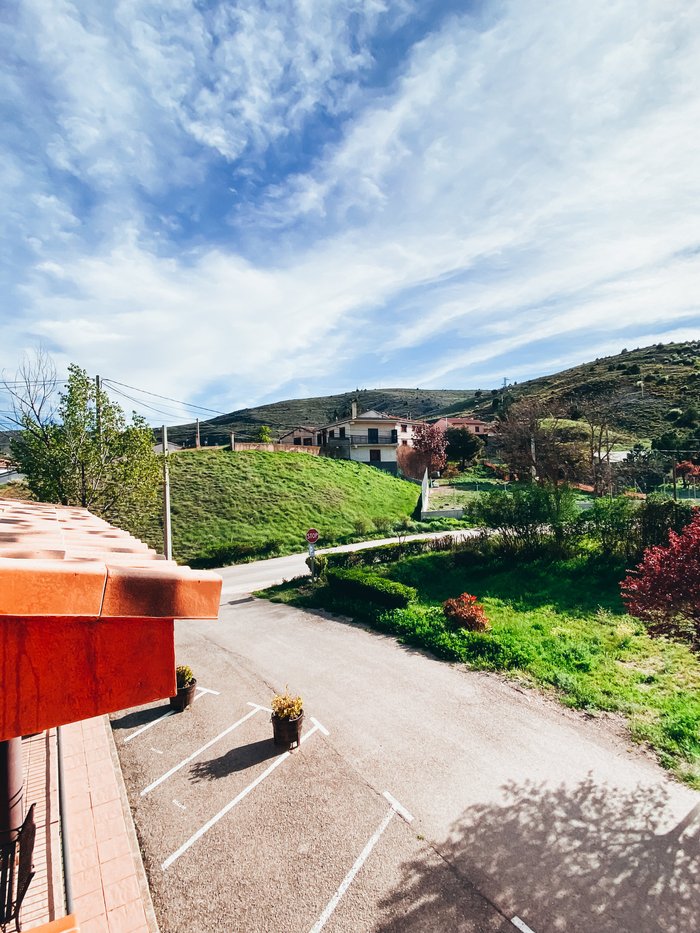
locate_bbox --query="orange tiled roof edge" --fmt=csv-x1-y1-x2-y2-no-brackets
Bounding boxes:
0,500,221,620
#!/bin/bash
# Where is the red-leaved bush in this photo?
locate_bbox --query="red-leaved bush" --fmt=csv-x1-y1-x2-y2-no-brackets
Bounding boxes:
442,593,490,632
621,511,700,647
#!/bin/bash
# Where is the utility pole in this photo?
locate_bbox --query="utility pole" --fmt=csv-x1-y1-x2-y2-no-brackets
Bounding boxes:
162,425,172,560
95,375,102,451
230,432,235,451
672,461,678,501
196,418,201,448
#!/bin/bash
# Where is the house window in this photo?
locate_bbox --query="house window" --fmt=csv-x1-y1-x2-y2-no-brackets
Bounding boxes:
401,439,408,446
368,428,379,443
303,438,312,446
293,437,302,445
316,434,322,445
339,427,346,438
474,426,480,433
329,429,335,439
401,424,408,432
369,449,381,462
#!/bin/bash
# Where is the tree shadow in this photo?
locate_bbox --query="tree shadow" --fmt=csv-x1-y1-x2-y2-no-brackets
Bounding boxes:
189,739,279,782
378,776,699,933
110,704,170,731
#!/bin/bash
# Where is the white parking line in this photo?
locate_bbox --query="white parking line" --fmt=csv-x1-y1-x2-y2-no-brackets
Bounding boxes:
308,791,413,933
123,686,217,744
141,703,265,796
161,718,328,871
512,918,537,933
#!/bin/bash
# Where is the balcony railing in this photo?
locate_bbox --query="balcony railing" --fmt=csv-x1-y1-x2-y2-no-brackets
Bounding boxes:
326,432,398,446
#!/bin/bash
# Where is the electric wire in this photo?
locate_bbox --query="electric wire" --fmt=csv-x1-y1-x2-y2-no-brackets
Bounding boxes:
102,378,227,416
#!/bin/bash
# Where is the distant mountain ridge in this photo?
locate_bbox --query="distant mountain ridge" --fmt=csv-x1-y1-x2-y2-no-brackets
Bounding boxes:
165,340,700,446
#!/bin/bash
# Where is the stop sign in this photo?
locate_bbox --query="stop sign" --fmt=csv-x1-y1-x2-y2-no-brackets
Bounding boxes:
306,528,319,544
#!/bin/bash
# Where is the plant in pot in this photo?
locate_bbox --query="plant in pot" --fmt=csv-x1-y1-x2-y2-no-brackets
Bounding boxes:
270,688,304,748
170,665,197,712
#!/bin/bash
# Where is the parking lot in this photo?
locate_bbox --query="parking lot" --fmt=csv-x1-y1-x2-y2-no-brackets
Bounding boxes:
113,596,699,933
113,675,509,932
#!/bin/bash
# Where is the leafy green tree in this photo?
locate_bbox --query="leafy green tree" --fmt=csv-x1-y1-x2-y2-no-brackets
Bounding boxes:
254,425,273,442
7,357,159,520
445,427,483,469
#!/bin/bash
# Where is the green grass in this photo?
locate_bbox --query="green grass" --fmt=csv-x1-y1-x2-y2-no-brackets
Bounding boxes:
262,550,700,787
121,448,420,565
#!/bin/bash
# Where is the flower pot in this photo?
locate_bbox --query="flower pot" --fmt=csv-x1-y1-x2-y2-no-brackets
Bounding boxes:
170,679,197,712
271,711,304,748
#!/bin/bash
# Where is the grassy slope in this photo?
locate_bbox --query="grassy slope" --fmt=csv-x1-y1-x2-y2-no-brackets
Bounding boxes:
123,448,420,564
437,340,700,439
387,553,700,786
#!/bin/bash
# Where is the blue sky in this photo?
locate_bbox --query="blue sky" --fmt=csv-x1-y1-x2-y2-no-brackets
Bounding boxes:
2,0,700,422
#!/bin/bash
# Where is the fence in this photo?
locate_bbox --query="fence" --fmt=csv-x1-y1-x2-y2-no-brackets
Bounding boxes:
231,441,321,455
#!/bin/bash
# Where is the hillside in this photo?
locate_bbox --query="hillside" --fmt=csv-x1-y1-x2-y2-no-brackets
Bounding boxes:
435,340,700,439
120,448,421,565
164,341,700,446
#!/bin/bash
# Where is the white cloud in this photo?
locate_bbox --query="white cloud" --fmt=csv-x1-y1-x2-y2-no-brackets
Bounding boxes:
2,0,700,415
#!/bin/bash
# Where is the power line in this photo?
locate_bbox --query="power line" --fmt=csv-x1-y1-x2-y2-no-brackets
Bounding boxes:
102,378,227,416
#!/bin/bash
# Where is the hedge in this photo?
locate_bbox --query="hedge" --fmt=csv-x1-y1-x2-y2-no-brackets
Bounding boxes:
325,567,417,608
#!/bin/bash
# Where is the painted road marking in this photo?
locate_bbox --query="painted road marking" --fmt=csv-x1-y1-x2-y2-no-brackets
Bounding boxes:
141,703,266,796
173,799,187,811
124,686,218,744
150,747,163,755
308,791,413,933
512,917,537,933
161,718,328,870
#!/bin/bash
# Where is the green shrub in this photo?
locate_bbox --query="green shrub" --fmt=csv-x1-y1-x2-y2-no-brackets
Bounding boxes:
467,483,578,554
190,538,281,568
578,496,638,557
353,518,374,536
326,567,417,608
305,553,328,580
176,665,195,688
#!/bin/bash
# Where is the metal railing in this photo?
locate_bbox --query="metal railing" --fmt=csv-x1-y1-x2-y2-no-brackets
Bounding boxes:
326,433,397,445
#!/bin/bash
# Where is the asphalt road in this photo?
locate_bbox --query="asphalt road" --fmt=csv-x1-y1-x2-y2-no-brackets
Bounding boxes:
219,530,479,596
114,567,699,933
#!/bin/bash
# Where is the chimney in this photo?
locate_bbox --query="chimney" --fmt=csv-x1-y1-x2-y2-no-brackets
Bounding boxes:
351,400,357,420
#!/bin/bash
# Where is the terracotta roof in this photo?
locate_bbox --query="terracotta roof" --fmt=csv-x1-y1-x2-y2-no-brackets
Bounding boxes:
0,500,221,619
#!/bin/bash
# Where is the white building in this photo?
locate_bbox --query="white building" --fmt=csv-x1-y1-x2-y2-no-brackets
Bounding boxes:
318,402,421,474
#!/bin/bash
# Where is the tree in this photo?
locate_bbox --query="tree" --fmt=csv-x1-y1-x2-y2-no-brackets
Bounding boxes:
621,512,700,648
254,425,272,442
574,394,624,496
5,355,159,521
494,398,586,485
412,422,447,475
675,460,700,488
445,427,483,469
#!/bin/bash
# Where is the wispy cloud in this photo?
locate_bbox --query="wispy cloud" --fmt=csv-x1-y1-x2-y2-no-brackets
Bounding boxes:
1,0,699,418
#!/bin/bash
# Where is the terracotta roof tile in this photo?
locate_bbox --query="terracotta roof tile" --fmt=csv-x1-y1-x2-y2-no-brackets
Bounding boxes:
0,500,221,620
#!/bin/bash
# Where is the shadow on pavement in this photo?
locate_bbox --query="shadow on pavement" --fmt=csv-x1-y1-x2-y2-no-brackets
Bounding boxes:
111,704,170,731
189,739,280,782
378,776,699,933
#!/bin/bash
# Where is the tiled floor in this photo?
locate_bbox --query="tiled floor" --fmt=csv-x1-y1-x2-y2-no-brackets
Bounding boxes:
20,717,156,933
21,730,63,929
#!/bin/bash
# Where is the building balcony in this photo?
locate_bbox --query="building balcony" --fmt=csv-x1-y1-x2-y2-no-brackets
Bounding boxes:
326,432,398,446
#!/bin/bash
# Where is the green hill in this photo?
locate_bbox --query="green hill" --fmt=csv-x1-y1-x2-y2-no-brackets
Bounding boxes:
432,340,700,440
121,448,421,565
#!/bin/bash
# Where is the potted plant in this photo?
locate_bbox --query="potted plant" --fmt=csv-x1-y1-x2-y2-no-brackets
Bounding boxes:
170,665,197,712
270,688,304,748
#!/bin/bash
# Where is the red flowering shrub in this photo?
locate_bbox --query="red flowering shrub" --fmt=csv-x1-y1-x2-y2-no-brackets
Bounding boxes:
621,511,700,647
442,593,490,632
